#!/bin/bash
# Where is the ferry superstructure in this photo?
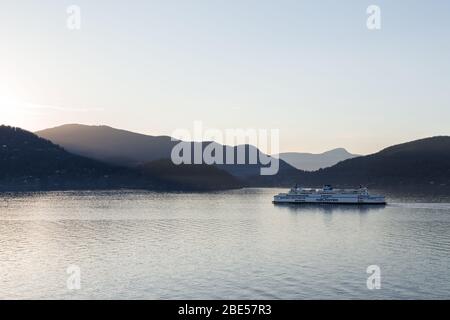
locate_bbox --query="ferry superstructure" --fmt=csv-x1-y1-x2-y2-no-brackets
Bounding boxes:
273,185,386,205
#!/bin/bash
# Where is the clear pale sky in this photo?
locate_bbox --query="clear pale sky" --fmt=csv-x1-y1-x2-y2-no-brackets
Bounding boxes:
1,0,449,154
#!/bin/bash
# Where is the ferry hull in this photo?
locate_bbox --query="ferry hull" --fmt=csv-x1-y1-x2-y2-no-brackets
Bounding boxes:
273,196,386,205
273,199,386,205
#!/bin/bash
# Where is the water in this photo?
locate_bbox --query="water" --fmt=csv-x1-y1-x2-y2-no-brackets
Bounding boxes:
0,188,449,300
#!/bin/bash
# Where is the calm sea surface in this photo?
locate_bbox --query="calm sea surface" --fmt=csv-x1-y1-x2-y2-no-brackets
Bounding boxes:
0,188,449,299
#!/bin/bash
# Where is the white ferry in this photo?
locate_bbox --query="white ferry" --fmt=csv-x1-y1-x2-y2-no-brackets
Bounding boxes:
273,185,386,205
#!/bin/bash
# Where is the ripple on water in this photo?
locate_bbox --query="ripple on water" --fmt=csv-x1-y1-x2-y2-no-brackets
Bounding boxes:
0,189,449,299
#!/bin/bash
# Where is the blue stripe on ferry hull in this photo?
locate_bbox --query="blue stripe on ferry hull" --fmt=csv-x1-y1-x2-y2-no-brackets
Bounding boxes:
272,200,386,205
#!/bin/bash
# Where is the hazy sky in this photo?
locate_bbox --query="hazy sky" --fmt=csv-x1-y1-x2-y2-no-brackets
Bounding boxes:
1,0,449,154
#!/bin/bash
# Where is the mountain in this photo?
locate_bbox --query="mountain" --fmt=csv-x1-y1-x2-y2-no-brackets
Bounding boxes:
248,136,450,194
0,125,242,191
0,125,146,191
36,124,176,167
7,125,450,194
140,159,242,191
275,148,360,171
308,136,450,189
36,124,296,178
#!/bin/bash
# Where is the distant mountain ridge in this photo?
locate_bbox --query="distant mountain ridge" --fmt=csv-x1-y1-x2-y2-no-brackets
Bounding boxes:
37,124,175,167
0,125,242,191
248,136,450,194
275,148,360,171
36,124,296,178
33,124,450,195
0,125,141,191
309,136,450,189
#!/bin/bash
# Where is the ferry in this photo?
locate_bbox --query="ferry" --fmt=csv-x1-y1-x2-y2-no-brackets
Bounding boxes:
273,185,386,205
